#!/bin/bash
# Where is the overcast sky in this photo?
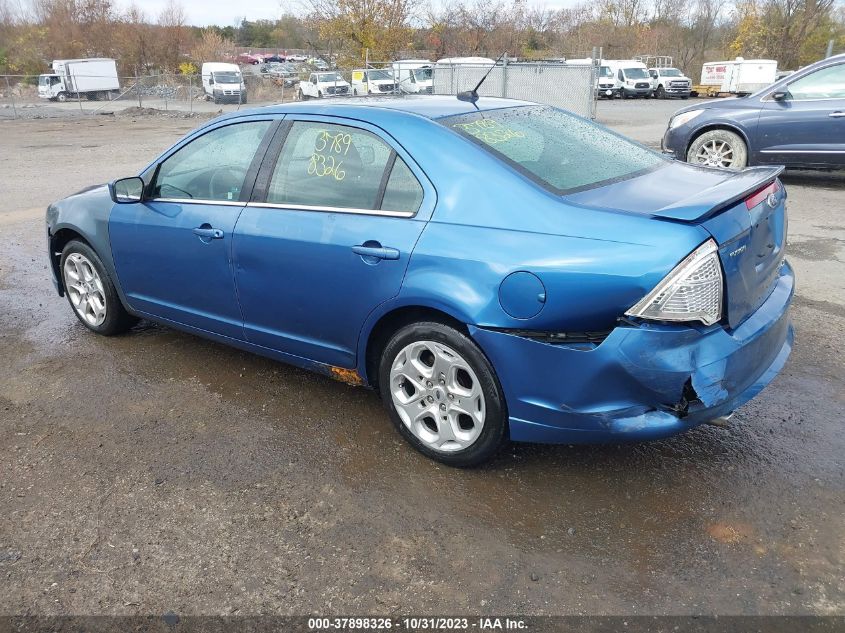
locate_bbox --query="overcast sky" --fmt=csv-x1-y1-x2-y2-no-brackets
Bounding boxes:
114,0,582,27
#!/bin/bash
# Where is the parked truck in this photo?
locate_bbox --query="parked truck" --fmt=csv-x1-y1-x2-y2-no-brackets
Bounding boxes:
38,58,119,102
698,57,778,96
647,67,692,99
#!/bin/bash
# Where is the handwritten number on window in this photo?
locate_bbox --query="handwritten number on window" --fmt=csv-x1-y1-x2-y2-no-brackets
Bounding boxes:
309,129,352,180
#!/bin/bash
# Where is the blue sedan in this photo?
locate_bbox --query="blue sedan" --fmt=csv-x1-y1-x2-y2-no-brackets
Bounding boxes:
46,96,794,466
663,53,845,169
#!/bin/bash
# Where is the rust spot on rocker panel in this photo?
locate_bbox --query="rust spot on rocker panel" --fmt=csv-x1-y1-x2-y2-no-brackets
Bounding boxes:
329,366,365,386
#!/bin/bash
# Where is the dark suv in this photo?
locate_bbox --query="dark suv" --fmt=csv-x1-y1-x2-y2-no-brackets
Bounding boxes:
662,54,845,169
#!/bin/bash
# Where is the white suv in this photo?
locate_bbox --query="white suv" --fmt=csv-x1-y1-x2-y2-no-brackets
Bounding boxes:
299,72,351,99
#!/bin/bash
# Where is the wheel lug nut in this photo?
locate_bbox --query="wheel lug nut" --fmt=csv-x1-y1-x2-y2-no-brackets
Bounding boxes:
448,394,454,400
426,381,433,388
439,379,445,385
427,395,434,403
439,403,446,411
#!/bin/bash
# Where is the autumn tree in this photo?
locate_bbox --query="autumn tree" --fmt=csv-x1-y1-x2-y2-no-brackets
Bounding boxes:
306,0,420,63
190,27,235,64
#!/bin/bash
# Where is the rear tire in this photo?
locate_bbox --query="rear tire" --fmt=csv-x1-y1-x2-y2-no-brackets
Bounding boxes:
60,240,138,336
378,321,507,467
687,129,748,169
56,92,67,102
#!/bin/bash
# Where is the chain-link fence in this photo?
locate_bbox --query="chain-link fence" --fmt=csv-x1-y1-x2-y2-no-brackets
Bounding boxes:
2,61,598,120
0,71,301,119
432,62,597,119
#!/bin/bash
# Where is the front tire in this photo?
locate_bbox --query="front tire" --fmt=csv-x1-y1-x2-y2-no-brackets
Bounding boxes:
378,322,507,467
656,85,665,99
60,240,138,336
687,129,748,169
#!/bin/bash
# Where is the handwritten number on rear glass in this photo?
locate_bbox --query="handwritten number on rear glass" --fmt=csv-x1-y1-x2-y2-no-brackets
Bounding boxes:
309,130,352,180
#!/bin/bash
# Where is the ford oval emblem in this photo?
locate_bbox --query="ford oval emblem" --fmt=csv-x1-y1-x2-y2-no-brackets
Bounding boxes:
766,192,779,208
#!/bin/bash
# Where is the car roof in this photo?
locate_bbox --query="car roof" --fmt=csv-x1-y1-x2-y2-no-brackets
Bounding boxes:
217,95,536,123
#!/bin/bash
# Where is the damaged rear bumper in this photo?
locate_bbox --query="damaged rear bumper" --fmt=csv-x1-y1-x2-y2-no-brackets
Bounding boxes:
469,261,794,444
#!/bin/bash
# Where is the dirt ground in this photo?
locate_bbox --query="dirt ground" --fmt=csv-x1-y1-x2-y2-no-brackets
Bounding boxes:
0,103,843,616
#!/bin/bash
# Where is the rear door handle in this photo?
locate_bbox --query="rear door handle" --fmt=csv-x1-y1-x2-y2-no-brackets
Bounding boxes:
829,111,845,118
352,244,400,260
192,227,224,239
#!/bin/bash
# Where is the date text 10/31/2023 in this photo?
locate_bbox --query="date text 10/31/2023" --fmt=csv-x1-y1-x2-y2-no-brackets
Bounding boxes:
307,617,528,630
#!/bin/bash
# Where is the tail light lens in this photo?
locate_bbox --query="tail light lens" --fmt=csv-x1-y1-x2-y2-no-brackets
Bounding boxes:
625,239,723,326
745,180,779,210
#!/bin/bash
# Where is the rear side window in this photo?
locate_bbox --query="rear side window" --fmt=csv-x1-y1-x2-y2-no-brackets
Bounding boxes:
266,121,423,213
382,158,423,213
441,105,665,194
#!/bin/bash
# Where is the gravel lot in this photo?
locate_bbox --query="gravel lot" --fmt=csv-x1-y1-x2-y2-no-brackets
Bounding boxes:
0,99,843,616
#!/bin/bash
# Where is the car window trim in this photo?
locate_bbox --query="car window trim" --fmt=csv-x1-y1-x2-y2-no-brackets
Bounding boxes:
253,118,424,218
250,120,292,203
145,118,281,204
246,201,415,218
375,150,397,210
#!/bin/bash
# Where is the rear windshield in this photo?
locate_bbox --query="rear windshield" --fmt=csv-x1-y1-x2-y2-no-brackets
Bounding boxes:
441,105,666,194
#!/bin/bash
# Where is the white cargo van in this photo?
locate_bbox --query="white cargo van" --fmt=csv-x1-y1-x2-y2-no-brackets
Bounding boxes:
201,62,246,104
38,58,119,102
606,60,653,98
566,58,620,98
390,60,433,94
700,58,778,95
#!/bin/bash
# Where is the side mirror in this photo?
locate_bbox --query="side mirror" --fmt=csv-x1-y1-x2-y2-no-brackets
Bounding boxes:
771,90,788,101
109,177,144,204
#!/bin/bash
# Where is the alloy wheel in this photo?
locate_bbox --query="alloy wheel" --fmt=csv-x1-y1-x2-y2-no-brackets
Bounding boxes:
388,340,486,453
63,253,107,327
695,139,735,168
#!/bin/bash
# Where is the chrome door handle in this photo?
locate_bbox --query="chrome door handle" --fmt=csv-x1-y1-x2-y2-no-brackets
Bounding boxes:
192,227,224,239
829,111,845,118
352,245,400,260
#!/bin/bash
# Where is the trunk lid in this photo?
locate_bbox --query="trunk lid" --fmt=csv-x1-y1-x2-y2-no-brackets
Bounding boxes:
566,163,787,328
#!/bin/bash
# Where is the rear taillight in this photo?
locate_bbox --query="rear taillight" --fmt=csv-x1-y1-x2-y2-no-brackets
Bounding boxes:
745,180,780,210
625,239,723,326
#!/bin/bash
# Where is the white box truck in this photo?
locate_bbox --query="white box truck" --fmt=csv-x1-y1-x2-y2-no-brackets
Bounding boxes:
38,58,119,102
700,58,778,95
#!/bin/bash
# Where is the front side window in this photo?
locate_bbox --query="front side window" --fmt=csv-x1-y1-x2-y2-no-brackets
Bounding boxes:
266,121,423,213
442,106,665,194
786,63,845,100
413,68,432,81
153,121,271,201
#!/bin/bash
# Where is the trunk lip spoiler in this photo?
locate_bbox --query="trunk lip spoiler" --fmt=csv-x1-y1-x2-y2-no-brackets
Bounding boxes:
652,165,785,222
